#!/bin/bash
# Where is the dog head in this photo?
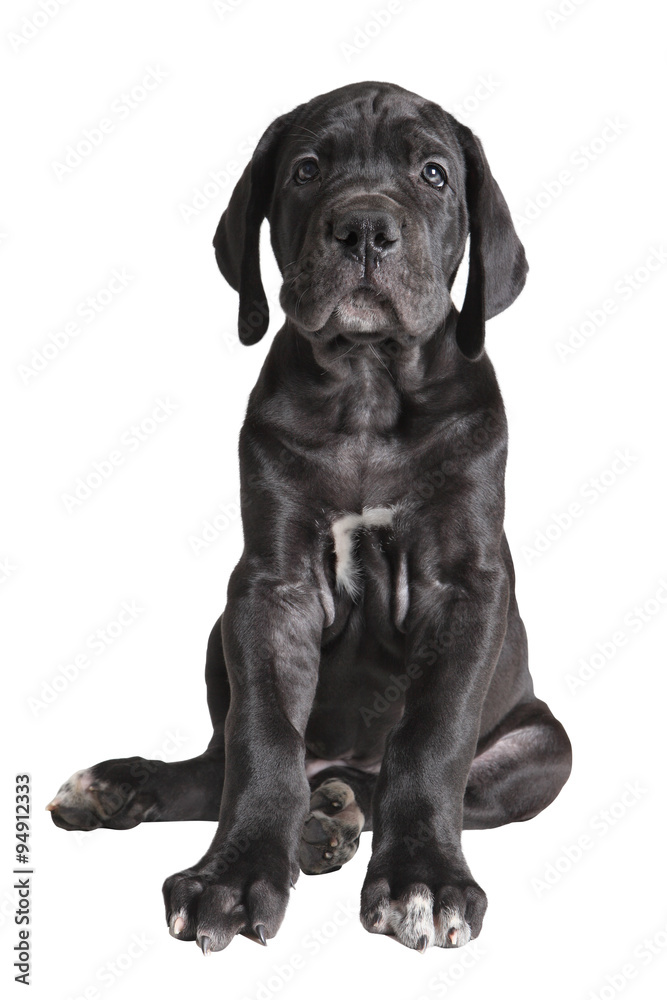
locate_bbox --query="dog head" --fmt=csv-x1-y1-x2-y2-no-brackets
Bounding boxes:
214,81,527,360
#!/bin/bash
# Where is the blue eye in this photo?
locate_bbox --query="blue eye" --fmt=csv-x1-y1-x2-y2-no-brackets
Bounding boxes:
294,159,320,184
421,163,447,188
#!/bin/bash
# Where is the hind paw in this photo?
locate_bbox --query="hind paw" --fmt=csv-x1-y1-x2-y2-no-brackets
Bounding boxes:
47,759,161,831
299,778,364,875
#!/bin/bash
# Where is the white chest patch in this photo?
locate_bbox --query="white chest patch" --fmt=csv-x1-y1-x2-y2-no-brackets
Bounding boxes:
331,507,394,597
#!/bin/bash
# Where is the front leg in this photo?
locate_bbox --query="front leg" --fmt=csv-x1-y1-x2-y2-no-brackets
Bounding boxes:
163,558,324,953
361,545,509,951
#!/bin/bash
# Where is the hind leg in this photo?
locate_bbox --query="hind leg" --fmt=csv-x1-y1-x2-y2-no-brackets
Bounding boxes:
463,698,572,830
47,616,230,831
296,698,572,870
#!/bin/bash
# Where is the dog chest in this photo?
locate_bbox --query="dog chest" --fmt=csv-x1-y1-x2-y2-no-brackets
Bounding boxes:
330,506,409,632
332,507,393,597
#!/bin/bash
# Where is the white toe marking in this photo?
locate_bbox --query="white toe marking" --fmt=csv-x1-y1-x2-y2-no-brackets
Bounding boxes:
53,769,93,805
49,769,97,811
332,507,394,597
386,890,435,949
434,907,471,949
369,892,472,951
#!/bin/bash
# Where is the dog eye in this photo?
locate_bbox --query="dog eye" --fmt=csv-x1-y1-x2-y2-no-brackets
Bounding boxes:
421,163,447,188
294,159,320,184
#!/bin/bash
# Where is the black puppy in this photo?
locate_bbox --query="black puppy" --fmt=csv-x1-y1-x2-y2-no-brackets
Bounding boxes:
48,82,572,954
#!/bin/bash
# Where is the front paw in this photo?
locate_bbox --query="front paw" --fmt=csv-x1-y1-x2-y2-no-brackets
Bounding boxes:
360,856,487,951
163,841,295,954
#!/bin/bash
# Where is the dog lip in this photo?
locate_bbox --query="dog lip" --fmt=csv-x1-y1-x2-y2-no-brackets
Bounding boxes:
334,286,394,320
282,284,397,337
345,286,391,306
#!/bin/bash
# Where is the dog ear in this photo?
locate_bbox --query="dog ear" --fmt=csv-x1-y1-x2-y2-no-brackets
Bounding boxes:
213,110,296,345
453,123,528,361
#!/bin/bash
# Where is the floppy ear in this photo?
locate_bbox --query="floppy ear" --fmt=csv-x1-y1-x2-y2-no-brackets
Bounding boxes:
213,110,296,345
453,122,528,361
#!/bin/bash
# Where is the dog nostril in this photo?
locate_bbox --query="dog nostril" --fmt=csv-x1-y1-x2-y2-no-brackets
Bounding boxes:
336,231,359,248
373,231,396,250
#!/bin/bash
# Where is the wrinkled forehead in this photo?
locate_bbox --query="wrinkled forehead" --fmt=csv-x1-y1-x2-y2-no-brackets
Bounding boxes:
278,85,465,183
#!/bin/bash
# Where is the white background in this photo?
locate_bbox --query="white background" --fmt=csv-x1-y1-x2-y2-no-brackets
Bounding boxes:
2,1,666,998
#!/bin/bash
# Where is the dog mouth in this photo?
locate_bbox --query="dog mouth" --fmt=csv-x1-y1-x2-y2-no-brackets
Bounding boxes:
332,287,396,333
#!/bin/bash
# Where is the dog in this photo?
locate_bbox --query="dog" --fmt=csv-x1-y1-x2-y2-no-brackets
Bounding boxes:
47,81,572,954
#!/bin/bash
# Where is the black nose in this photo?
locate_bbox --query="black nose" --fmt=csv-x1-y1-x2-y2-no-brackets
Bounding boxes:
333,209,400,265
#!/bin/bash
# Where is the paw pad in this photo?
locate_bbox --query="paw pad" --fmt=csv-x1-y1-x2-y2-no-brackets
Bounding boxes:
299,778,365,875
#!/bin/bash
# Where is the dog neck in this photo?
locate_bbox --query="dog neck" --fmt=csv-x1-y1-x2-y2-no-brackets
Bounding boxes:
249,311,473,438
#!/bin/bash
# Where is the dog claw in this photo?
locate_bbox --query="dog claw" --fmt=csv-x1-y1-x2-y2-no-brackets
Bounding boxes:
172,916,185,936
198,935,211,956
448,928,458,945
290,879,297,889
255,923,267,946
416,935,428,953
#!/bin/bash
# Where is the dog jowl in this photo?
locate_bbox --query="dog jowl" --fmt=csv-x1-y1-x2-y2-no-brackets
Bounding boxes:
48,82,572,954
